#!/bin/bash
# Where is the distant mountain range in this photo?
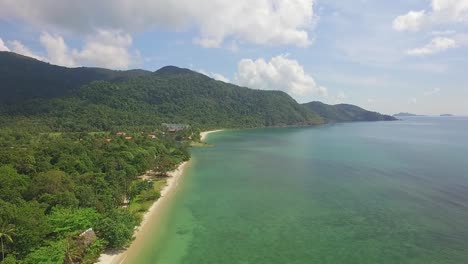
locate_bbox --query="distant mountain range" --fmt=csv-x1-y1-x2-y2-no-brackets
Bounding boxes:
0,51,396,131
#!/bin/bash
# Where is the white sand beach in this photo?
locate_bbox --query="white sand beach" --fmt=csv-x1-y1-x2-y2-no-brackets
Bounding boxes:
200,129,224,141
96,130,223,264
95,161,189,264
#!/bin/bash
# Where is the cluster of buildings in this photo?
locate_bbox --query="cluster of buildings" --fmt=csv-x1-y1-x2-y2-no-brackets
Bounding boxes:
103,124,189,142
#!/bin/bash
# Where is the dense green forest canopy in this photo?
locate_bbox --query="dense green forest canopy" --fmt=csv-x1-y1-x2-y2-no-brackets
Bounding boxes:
0,129,191,263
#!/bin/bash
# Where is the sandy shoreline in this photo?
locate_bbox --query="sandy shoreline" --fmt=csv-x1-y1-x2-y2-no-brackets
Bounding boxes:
95,161,189,264
96,130,222,264
200,129,224,141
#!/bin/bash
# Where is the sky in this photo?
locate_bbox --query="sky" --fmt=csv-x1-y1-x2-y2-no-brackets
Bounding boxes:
0,0,467,115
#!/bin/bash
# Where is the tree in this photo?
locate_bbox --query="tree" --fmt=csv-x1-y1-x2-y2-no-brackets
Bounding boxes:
0,222,15,261
96,209,137,248
0,166,28,203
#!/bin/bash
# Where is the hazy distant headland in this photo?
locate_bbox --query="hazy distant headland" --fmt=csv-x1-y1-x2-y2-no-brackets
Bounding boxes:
393,112,425,117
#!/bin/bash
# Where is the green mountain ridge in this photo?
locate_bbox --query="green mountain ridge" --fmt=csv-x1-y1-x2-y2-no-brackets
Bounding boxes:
0,51,151,104
0,51,394,131
302,101,396,122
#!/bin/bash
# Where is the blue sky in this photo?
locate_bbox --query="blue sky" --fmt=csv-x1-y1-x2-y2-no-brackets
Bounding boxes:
0,0,467,115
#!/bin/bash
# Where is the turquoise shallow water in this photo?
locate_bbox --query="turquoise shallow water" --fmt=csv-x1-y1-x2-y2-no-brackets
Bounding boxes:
128,117,468,264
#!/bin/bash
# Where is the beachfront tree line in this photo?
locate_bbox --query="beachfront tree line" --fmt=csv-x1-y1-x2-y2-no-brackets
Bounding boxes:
0,129,190,263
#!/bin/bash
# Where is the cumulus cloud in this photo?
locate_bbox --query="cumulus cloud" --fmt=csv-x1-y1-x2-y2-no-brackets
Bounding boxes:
0,38,10,51
407,37,458,56
2,30,137,69
9,40,44,60
235,55,327,102
393,0,468,31
72,30,135,69
40,32,75,67
393,11,428,31
0,0,316,48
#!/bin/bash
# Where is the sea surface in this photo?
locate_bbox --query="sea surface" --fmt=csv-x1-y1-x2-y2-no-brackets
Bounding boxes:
127,117,468,264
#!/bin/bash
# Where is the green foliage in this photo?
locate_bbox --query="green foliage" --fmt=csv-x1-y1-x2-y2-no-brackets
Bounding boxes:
0,222,15,261
302,101,397,122
81,239,107,264
96,209,138,249
0,166,28,203
0,130,189,261
22,240,66,264
10,201,50,258
48,208,100,236
1,255,17,264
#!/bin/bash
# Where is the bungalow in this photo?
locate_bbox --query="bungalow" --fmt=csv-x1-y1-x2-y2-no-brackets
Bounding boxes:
116,132,126,136
104,138,112,142
148,134,157,139
124,136,133,140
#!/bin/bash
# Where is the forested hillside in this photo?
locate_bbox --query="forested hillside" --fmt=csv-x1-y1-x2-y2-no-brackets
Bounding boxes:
0,51,150,104
0,61,324,131
302,101,396,122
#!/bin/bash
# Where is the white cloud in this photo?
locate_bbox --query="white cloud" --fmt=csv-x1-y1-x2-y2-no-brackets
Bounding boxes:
235,55,327,102
407,37,458,56
0,38,10,51
0,0,316,48
409,98,418,104
393,11,428,31
8,40,44,60
2,30,137,69
40,32,75,67
431,30,457,35
393,0,468,32
424,87,441,96
431,0,468,22
72,30,135,69
211,73,230,83
195,69,230,83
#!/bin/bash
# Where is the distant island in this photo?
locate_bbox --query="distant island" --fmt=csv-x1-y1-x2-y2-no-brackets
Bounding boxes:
440,114,454,117
393,112,425,117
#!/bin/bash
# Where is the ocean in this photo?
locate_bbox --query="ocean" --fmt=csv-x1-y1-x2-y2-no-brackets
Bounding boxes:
127,117,468,264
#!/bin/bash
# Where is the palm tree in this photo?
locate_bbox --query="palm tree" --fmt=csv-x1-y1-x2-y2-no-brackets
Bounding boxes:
0,222,15,261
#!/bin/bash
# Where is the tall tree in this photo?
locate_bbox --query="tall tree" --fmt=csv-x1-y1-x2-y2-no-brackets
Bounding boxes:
0,222,15,261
